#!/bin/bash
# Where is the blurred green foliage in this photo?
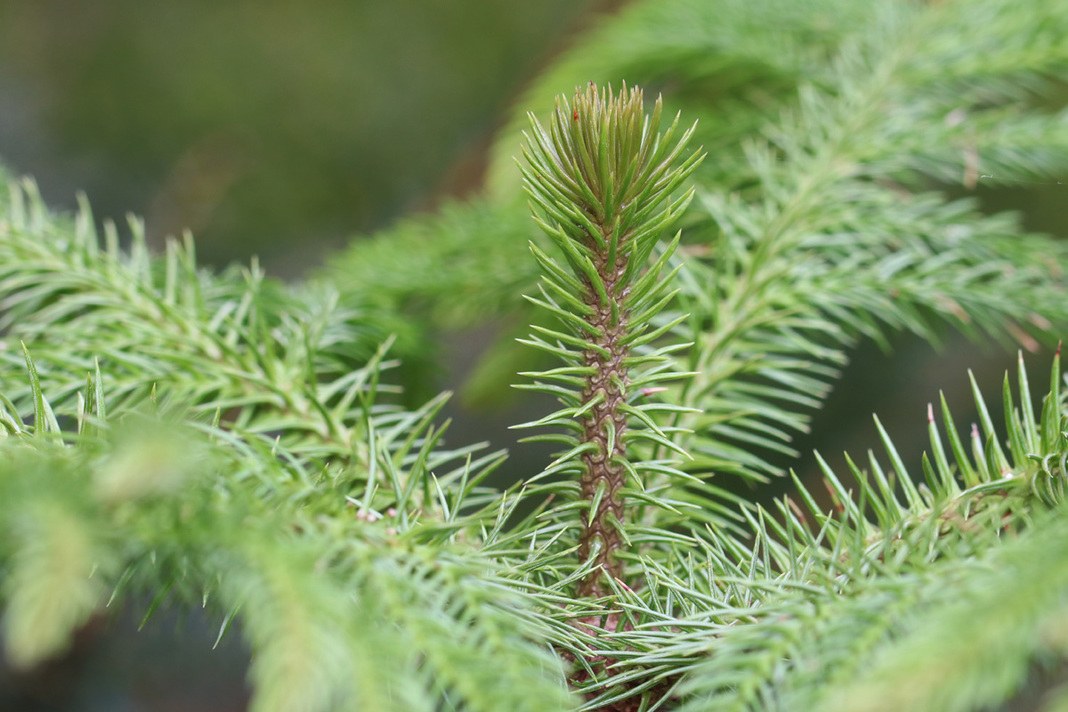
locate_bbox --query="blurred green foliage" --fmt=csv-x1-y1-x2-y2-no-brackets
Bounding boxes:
0,0,595,271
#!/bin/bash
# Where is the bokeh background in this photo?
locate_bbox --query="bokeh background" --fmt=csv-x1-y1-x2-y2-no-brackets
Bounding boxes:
0,1,1064,710
0,0,610,274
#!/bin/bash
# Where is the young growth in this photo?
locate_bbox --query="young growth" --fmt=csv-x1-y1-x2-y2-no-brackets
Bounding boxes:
519,83,702,597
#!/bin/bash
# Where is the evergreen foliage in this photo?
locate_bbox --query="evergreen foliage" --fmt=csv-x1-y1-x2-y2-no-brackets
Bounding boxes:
517,82,702,597
3,0,1068,710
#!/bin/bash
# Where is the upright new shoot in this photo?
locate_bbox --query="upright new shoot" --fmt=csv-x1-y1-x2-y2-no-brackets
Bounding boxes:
519,83,702,596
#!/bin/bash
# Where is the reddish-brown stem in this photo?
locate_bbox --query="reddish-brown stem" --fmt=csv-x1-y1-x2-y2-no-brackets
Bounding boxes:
576,241,631,597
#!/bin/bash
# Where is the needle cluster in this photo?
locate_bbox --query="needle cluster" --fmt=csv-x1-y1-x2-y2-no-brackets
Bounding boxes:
518,83,702,596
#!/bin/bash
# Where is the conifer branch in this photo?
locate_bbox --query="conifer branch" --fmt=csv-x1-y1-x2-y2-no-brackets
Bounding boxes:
520,83,702,596
2,1,1068,709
